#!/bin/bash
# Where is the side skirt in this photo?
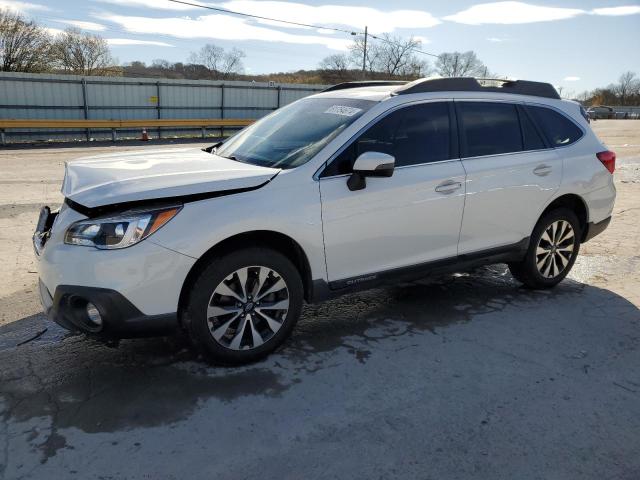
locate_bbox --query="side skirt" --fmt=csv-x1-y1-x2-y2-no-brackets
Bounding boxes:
309,237,529,303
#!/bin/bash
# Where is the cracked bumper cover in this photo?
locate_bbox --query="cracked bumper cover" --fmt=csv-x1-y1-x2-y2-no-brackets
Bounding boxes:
40,280,179,338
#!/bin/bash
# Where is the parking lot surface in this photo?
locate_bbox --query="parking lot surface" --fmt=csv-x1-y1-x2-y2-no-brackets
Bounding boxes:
1,122,639,479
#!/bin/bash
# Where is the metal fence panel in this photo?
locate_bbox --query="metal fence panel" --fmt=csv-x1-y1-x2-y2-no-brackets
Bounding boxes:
0,72,327,143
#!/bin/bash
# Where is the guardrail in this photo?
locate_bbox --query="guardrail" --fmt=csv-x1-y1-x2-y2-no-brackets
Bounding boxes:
0,118,255,145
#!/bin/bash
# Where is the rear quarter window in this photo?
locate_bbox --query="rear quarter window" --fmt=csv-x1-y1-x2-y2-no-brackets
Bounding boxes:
527,105,583,147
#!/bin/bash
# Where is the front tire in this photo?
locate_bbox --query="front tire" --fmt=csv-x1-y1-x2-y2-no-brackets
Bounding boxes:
184,248,303,364
508,208,581,289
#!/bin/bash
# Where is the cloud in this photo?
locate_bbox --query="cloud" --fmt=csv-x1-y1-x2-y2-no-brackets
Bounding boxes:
592,6,640,16
413,36,431,45
445,2,640,25
563,76,580,81
444,2,584,25
101,12,354,50
487,37,505,42
44,27,65,36
0,0,49,12
58,20,107,31
218,1,441,33
98,2,441,52
107,38,175,47
94,0,208,10
98,1,440,32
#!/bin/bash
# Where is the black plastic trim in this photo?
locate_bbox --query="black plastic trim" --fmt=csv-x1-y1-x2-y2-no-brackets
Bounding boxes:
65,175,276,218
310,237,530,301
395,78,560,100
322,81,407,93
517,104,552,149
47,285,179,338
582,216,611,243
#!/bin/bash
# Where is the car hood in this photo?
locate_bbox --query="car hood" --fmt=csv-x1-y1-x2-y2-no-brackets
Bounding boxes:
62,148,280,208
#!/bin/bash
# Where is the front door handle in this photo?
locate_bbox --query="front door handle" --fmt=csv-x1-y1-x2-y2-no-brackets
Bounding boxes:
533,164,553,176
435,180,463,194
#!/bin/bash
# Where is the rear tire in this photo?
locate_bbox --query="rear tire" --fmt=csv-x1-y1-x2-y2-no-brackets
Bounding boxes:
508,208,581,289
183,247,303,364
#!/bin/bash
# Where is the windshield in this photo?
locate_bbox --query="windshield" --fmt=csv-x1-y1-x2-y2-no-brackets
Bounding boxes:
215,97,375,169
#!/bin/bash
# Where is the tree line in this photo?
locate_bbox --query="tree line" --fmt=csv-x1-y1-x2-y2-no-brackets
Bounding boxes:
1,8,639,106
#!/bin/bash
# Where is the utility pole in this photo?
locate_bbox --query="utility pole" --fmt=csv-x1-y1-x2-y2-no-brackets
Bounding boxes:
362,26,368,79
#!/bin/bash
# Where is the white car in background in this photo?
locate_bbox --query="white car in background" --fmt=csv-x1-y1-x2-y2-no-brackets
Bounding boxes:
34,77,616,364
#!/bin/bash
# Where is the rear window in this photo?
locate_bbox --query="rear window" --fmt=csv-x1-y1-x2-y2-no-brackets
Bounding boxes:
527,105,583,147
458,102,522,157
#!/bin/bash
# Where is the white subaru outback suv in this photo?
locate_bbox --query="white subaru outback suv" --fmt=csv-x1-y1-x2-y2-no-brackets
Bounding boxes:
34,77,616,364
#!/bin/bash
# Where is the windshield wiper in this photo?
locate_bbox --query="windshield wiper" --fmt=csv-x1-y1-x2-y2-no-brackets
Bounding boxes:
202,141,223,154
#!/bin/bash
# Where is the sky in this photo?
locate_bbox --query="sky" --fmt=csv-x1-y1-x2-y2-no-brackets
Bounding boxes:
2,0,639,93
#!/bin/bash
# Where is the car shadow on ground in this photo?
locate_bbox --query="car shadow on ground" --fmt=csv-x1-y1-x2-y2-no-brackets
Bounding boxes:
1,264,638,464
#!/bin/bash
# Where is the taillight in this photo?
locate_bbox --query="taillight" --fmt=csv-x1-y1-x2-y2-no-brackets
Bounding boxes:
596,150,616,174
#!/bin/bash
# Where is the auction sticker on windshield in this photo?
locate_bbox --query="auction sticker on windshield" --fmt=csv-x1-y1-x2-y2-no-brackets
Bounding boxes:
324,105,363,117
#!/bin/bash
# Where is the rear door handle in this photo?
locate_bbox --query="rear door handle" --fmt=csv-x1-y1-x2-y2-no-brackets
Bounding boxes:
533,164,552,176
435,180,463,194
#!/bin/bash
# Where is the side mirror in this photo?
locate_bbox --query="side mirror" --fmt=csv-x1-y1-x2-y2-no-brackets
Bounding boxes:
347,151,395,191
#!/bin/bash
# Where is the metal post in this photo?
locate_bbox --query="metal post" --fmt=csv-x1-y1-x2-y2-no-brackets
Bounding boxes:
220,84,225,139
201,126,206,139
362,26,368,79
111,128,116,142
277,85,281,109
0,129,5,146
81,78,90,141
156,81,161,139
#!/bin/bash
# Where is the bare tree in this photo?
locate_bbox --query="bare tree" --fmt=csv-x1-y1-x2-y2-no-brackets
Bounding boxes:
436,51,488,77
189,43,224,72
151,59,171,69
221,47,245,77
611,71,640,106
189,43,245,79
349,36,378,73
347,34,429,78
0,9,52,72
51,28,118,75
318,53,354,82
319,53,350,72
376,35,428,77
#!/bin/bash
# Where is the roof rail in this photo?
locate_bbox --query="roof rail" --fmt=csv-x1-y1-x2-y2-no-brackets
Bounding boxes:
322,80,408,93
393,77,560,99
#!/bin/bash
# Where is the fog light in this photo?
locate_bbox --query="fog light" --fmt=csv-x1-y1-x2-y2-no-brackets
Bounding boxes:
86,303,102,326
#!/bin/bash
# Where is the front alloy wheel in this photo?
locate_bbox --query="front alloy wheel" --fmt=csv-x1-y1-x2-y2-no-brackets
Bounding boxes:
184,247,303,364
207,266,290,351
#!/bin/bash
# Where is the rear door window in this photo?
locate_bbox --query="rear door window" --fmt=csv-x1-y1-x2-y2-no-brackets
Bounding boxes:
527,105,583,146
458,102,523,157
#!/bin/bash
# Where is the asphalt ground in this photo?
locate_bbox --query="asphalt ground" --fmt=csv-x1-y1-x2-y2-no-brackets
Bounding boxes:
1,121,639,480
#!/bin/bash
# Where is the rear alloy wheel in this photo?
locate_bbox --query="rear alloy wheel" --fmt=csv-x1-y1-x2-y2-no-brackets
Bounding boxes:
534,220,576,279
184,248,303,364
508,208,581,289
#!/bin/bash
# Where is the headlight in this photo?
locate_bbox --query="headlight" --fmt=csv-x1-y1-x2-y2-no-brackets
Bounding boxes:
64,205,181,249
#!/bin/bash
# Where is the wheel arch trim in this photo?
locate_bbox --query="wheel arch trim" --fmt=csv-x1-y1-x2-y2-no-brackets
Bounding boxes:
537,193,589,241
177,230,315,322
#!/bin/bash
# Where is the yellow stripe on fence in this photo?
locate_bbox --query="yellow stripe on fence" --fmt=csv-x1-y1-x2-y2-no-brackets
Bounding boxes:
0,118,255,129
